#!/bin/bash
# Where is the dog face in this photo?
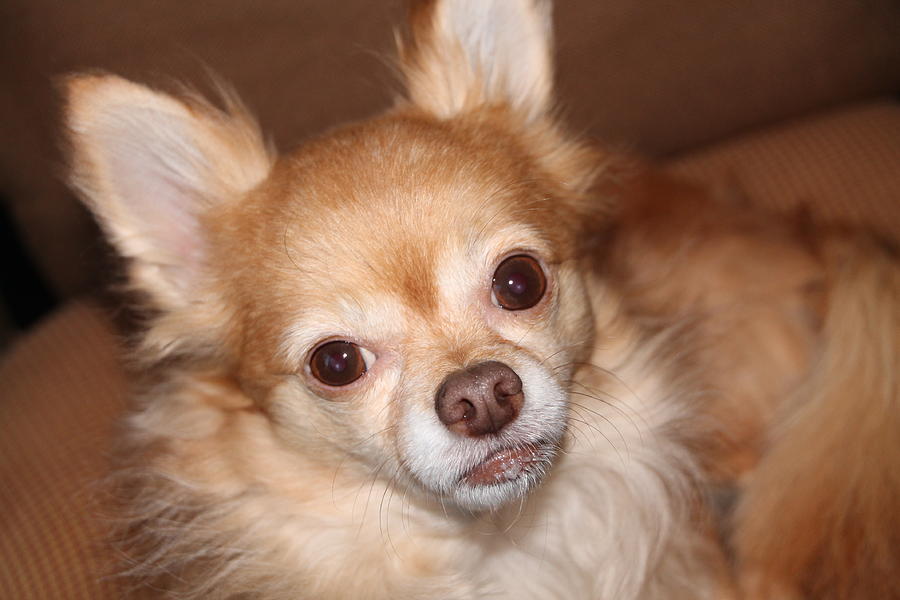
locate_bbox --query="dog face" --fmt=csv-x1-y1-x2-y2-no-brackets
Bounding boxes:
67,0,604,511
223,113,596,510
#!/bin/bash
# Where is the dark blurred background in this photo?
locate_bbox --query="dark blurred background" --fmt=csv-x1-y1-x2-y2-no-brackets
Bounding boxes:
1,0,898,348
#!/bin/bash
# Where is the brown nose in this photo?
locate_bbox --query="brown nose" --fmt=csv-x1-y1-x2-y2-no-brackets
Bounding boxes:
435,361,524,437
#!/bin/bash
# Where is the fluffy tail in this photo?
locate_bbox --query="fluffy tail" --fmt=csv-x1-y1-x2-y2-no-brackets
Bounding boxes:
735,234,900,599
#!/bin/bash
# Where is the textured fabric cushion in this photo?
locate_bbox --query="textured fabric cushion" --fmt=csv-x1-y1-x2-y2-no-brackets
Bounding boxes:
0,301,125,599
668,101,900,234
1,101,899,598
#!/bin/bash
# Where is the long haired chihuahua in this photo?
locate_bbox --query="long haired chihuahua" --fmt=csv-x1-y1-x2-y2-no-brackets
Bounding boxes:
65,1,900,598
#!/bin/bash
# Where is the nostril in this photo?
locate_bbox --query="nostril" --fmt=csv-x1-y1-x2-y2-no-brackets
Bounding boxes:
460,399,476,421
494,383,509,404
440,395,474,426
494,380,520,404
493,369,523,402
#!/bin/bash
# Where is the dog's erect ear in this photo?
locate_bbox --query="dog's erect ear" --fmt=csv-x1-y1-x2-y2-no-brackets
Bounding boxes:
65,75,273,310
400,0,554,121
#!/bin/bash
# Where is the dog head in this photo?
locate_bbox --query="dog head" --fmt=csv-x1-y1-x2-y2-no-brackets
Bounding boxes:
66,0,614,511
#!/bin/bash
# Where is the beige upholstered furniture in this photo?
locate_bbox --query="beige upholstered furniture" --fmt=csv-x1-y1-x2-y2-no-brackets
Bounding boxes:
1,303,124,598
1,2,898,597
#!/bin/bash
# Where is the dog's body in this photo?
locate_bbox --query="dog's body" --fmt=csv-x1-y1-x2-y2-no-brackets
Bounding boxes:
66,1,900,598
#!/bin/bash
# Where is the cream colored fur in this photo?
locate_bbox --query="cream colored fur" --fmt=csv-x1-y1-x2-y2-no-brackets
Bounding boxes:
66,1,899,599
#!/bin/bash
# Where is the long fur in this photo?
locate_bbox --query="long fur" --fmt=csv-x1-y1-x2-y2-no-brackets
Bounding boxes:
66,1,899,598
734,234,900,599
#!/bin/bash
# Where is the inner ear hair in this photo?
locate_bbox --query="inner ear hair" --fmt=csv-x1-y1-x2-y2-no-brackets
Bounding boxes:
64,73,274,311
398,0,554,122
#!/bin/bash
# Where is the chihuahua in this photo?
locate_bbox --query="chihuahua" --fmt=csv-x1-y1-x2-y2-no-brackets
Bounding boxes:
66,0,899,598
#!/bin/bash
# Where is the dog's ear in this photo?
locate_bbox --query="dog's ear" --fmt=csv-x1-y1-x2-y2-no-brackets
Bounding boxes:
65,75,273,311
400,0,553,122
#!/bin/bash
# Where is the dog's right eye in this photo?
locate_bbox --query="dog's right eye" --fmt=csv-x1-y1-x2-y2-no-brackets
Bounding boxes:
309,341,367,386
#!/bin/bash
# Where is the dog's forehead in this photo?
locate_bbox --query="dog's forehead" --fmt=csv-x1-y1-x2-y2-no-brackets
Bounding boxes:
254,114,548,313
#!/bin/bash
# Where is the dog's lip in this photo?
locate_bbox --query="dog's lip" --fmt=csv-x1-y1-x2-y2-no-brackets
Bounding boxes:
461,442,546,487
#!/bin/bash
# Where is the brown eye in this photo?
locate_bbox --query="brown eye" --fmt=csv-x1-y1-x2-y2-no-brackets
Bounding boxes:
310,341,366,386
491,255,546,310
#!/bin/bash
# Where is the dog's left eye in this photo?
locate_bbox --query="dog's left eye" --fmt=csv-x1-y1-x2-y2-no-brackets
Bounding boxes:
309,341,369,386
491,255,547,310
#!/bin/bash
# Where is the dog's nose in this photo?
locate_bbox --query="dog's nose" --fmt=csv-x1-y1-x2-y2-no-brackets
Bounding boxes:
435,361,524,437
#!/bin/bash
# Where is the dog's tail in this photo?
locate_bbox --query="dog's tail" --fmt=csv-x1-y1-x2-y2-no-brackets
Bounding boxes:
735,233,900,599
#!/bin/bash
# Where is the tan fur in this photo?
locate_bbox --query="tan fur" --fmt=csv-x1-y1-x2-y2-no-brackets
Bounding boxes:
66,1,899,598
734,235,900,599
600,175,824,481
601,175,900,597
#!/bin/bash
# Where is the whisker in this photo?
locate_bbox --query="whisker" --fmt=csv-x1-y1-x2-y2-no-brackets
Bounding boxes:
566,411,627,466
567,395,634,449
355,457,390,537
332,425,396,508
379,466,402,560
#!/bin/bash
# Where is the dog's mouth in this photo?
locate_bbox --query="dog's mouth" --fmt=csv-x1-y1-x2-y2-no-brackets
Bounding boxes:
460,441,554,487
